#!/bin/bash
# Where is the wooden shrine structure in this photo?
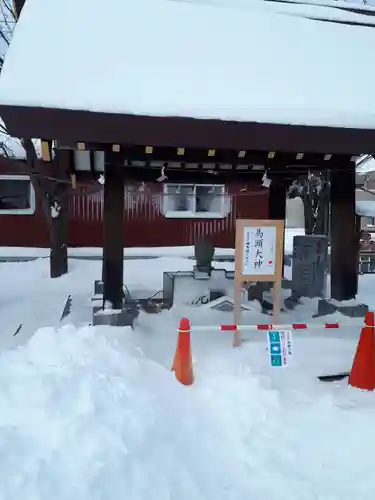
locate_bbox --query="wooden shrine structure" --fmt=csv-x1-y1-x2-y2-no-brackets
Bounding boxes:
1,108,370,307
3,0,375,314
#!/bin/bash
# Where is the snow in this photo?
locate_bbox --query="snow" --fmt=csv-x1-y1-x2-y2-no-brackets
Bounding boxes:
356,155,375,175
0,119,41,159
1,0,375,128
356,201,375,217
0,227,305,260
0,253,375,498
0,246,233,260
50,202,60,219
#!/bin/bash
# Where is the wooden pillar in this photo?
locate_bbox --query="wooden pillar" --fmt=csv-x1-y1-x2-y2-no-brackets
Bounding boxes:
102,157,125,309
46,148,73,279
268,177,287,220
330,162,357,300
268,177,287,271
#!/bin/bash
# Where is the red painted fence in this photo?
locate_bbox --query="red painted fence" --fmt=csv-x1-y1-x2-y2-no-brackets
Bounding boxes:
0,182,268,248
68,184,269,248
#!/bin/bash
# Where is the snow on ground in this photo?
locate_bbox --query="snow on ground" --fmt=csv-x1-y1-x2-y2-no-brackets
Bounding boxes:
0,254,374,499
0,227,305,259
0,246,233,260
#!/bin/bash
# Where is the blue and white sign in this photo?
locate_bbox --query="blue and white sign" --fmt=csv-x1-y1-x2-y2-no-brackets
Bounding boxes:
267,330,293,367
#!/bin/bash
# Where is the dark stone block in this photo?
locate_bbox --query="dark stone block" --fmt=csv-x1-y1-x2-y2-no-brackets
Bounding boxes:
194,239,214,270
93,303,139,327
281,279,293,290
284,255,292,266
284,295,300,310
317,299,369,318
209,290,225,301
317,300,337,316
247,283,265,302
192,266,211,279
292,235,329,299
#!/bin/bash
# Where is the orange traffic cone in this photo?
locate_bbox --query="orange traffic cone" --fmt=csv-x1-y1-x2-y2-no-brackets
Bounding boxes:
172,318,194,386
348,311,375,391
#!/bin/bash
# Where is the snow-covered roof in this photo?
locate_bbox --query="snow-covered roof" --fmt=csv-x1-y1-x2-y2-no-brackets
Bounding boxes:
1,0,375,129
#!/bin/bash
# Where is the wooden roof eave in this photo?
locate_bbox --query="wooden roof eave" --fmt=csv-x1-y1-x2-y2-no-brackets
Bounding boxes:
2,104,375,156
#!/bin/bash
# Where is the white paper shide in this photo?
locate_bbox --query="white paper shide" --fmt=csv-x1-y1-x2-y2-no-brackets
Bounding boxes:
242,226,276,276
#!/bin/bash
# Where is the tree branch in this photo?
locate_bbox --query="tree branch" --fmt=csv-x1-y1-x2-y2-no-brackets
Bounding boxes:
0,4,14,43
2,0,16,20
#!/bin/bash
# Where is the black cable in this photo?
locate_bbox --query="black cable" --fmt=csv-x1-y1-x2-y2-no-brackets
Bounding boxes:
122,283,163,302
8,164,374,195
146,290,163,300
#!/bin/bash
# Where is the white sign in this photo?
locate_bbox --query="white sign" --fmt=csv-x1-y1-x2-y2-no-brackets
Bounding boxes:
267,330,293,367
242,226,276,276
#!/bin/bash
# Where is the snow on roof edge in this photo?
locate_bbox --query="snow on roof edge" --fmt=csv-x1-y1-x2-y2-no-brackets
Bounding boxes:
1,0,375,129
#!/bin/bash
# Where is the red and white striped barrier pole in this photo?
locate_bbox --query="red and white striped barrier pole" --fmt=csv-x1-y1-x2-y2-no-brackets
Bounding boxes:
188,322,356,332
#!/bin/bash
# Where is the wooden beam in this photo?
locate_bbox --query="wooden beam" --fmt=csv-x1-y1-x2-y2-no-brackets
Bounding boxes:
120,165,264,183
69,142,351,169
13,161,264,184
102,156,125,310
41,139,52,162
330,162,357,300
4,105,375,154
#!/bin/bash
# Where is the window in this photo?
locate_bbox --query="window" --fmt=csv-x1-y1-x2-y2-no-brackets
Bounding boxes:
163,184,228,218
0,175,35,215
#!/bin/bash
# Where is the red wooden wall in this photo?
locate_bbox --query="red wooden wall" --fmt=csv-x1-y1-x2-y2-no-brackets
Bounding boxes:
68,182,268,248
0,179,269,248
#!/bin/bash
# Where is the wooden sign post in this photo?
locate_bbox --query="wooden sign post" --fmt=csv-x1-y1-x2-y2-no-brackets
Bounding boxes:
234,219,285,346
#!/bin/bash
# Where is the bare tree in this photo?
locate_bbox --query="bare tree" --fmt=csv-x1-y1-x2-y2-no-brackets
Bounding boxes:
0,0,71,277
0,0,14,71
288,171,330,235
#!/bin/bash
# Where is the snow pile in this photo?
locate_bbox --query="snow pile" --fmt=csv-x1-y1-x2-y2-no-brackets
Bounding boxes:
356,201,375,218
0,324,375,499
